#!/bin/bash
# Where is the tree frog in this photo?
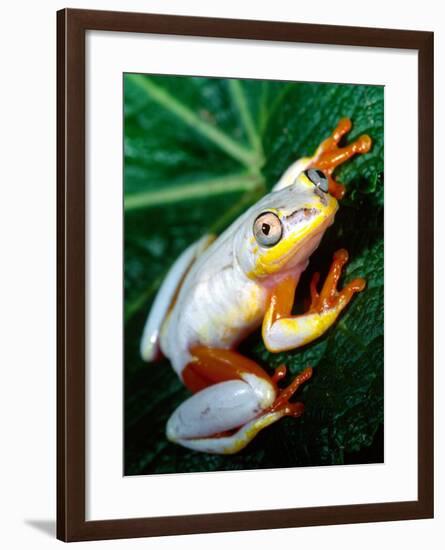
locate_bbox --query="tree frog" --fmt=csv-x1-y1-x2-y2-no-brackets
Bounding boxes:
140,118,371,454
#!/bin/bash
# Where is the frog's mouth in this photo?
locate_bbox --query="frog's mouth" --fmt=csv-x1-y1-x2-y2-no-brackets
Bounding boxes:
281,208,336,271
284,207,319,225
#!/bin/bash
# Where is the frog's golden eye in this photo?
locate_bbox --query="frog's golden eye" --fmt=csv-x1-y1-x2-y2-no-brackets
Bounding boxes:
305,168,329,193
253,212,283,247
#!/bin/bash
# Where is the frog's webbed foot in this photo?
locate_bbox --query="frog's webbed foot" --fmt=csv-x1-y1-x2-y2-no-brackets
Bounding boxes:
269,365,312,417
262,250,365,352
166,347,310,454
272,117,371,197
308,249,366,314
309,118,372,199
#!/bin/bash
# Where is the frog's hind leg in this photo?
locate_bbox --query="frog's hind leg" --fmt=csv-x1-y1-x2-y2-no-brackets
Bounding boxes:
166,347,312,454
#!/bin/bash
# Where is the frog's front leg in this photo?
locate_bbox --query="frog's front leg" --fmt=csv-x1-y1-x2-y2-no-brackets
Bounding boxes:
262,249,365,352
273,117,371,199
166,347,312,454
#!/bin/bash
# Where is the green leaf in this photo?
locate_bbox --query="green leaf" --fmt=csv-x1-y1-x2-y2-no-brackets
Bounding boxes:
124,75,384,475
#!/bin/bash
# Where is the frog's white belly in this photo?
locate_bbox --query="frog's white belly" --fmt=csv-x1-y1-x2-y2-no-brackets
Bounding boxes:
160,255,267,376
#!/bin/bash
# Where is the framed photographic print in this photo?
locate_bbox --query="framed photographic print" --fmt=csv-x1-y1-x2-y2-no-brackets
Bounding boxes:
57,8,434,542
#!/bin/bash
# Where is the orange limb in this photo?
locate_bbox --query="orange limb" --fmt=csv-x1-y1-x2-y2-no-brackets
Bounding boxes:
308,249,366,314
268,365,313,418
309,117,372,199
271,364,287,384
181,364,210,393
262,249,365,351
182,346,311,424
183,346,274,394
265,273,298,326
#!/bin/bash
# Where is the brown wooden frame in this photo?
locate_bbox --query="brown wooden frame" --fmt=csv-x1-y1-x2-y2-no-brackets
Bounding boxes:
57,8,434,542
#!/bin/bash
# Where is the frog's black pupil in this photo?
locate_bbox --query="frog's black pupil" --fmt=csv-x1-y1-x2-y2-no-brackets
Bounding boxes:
315,169,325,179
262,223,270,236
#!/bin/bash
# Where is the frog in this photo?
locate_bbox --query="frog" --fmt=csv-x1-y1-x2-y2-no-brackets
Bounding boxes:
140,118,371,454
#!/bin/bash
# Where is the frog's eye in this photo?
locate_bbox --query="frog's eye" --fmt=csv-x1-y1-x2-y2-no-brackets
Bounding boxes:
253,212,283,247
305,168,329,193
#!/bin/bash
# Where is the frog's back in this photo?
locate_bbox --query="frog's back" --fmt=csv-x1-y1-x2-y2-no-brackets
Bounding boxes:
140,234,215,362
160,230,266,375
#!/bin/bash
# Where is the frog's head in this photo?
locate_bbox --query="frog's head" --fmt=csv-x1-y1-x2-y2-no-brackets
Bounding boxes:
236,169,338,280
